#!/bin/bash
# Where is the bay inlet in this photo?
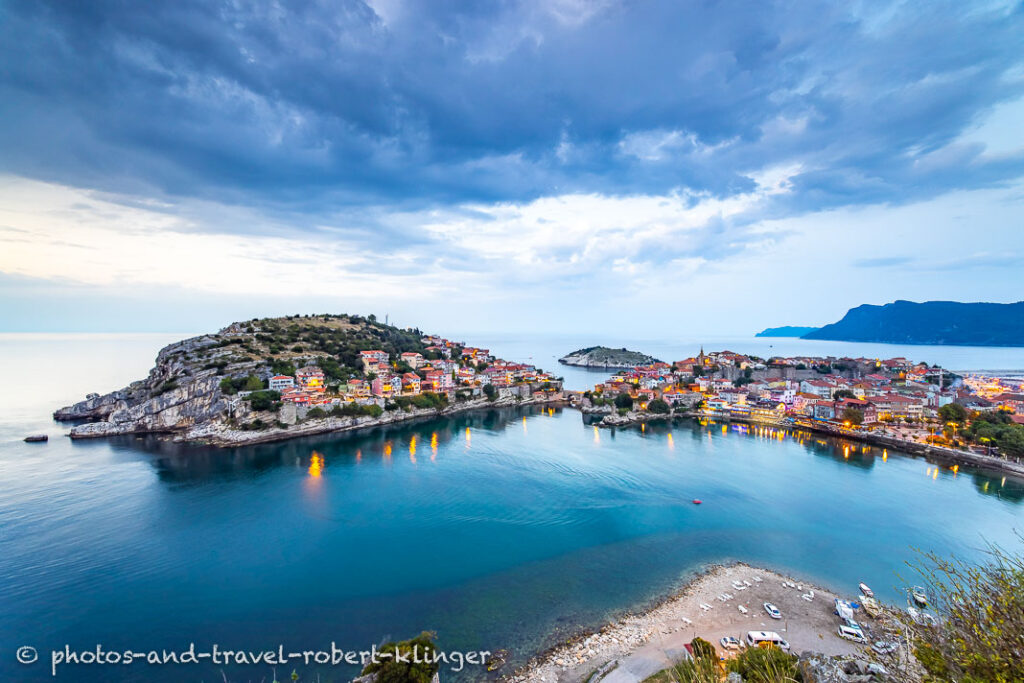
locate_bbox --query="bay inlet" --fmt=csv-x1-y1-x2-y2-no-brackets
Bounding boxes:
2,334,1024,681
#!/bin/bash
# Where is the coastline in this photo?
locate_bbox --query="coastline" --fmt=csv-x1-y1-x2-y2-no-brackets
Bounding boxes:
66,392,566,448
503,562,884,683
585,408,1024,479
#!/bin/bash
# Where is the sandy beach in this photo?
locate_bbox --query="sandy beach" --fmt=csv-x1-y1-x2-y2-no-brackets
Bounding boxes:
506,563,879,683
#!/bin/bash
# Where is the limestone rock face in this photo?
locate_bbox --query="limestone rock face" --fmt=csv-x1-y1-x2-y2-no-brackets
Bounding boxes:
55,333,240,439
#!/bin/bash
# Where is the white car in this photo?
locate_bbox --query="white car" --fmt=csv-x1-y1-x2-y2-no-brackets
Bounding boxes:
719,636,741,650
763,602,782,619
838,624,867,643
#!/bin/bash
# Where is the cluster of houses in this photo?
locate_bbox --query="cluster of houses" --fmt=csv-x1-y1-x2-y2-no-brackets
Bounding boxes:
267,334,559,407
589,348,1024,427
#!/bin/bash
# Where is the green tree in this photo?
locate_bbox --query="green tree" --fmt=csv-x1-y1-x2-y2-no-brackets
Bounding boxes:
305,407,326,419
647,398,670,414
841,407,864,426
939,403,968,424
834,389,856,400
614,393,634,410
483,384,497,401
243,375,264,392
359,632,439,683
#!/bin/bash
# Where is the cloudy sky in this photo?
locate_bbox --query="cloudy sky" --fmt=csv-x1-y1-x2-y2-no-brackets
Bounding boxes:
1,0,1023,334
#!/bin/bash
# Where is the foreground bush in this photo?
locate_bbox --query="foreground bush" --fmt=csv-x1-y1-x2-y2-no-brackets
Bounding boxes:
359,631,439,683
901,538,1024,683
726,646,798,683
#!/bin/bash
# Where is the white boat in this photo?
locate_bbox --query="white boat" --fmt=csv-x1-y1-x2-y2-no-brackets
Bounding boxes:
834,598,855,622
859,582,874,598
700,603,713,611
763,602,782,619
911,586,928,606
738,605,749,614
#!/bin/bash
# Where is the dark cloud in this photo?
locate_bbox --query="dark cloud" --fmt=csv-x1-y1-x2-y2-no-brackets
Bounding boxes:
1,0,1022,223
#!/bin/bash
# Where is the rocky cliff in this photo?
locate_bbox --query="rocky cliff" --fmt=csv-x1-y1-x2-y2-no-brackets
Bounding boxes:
55,332,250,439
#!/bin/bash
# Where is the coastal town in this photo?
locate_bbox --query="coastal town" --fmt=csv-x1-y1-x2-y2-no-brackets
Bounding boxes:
575,348,1024,460
238,333,560,412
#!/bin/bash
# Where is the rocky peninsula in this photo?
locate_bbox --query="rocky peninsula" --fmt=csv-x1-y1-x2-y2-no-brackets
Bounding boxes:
54,314,563,447
559,346,661,369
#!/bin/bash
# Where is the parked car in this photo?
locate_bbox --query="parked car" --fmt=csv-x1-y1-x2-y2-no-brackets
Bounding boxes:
719,636,741,650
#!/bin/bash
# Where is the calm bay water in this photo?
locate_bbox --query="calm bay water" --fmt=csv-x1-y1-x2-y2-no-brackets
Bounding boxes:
2,333,1024,682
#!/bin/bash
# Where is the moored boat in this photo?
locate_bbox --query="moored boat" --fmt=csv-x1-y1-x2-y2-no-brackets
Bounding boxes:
859,582,873,598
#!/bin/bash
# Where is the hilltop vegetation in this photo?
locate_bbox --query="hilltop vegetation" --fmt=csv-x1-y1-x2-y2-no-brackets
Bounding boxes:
210,313,429,381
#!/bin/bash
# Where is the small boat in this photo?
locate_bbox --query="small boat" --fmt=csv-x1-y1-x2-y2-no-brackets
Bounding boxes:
737,605,748,614
700,603,713,611
834,598,855,622
763,602,782,619
23,434,48,443
859,582,874,598
911,586,928,606
692,499,702,505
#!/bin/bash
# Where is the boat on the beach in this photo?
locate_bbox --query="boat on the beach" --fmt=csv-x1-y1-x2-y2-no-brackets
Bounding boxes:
911,586,928,606
838,624,867,643
763,602,782,619
23,434,48,442
834,598,855,621
859,582,873,597
907,606,937,627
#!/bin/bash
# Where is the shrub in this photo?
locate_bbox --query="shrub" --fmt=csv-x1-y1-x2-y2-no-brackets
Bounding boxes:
726,645,799,683
360,632,439,683
614,393,634,410
901,538,1024,683
306,407,326,419
246,390,281,412
690,637,715,661
483,384,497,401
647,399,670,414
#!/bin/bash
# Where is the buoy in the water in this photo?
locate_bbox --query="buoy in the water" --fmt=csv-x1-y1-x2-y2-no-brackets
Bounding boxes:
692,499,702,505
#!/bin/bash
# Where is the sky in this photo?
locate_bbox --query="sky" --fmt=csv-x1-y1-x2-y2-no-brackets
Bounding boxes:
1,0,1023,335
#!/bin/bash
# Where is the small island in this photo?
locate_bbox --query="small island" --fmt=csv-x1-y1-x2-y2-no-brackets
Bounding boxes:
755,326,820,338
559,346,661,369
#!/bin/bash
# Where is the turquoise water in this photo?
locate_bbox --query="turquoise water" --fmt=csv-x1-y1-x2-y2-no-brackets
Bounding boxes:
2,334,1024,682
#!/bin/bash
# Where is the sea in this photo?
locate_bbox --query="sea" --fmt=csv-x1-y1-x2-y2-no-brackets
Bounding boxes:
2,332,1024,682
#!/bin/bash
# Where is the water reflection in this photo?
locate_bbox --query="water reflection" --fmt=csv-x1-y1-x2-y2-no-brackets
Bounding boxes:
94,408,1023,509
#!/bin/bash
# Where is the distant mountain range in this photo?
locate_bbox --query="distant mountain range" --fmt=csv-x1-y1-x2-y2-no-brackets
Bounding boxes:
755,326,820,338
762,300,1024,347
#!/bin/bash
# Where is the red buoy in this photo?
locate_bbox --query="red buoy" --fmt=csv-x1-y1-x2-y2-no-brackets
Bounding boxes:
692,499,702,505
